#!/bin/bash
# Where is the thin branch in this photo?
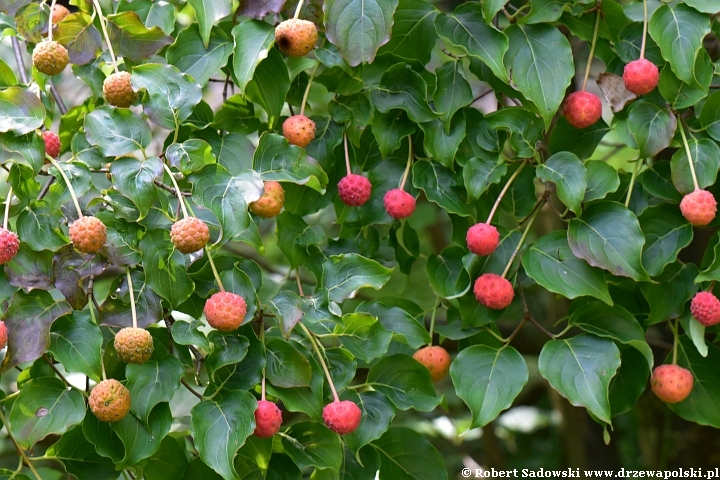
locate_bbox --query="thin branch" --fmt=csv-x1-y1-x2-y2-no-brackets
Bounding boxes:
11,37,29,84
50,83,68,115
37,176,56,201
181,378,203,400
154,180,191,196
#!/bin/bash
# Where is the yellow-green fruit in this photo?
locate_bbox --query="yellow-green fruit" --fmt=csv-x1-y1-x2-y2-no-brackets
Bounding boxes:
249,181,285,218
114,327,154,364
275,19,318,57
103,72,136,108
89,379,131,422
32,40,69,76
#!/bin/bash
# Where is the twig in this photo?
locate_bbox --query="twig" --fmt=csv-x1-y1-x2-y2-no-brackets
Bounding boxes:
11,37,29,84
50,83,68,115
37,176,56,201
181,378,203,400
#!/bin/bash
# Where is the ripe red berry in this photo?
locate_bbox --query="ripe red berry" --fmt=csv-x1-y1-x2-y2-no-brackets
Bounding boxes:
651,364,693,404
413,345,451,382
170,217,210,254
0,228,20,264
338,174,372,207
690,291,720,327
282,115,316,148
43,131,61,158
384,189,416,219
466,223,499,256
563,91,602,129
204,292,247,331
0,321,7,349
623,59,659,95
474,273,514,309
322,400,362,435
680,189,717,226
254,400,282,438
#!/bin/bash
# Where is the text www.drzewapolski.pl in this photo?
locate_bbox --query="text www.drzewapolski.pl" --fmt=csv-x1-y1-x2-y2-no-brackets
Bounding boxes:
461,468,719,478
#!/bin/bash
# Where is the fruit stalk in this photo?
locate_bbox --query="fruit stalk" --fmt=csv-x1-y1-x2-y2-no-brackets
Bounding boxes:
293,0,305,19
640,0,648,60
501,199,544,279
299,321,340,402
487,161,528,225
47,155,84,219
205,247,225,292
625,159,642,208
581,7,602,91
671,319,679,365
678,119,700,191
162,163,189,219
300,64,318,117
91,0,119,73
427,299,439,344
48,0,57,42
399,136,413,191
3,187,12,230
343,133,352,176
259,322,266,400
125,268,138,330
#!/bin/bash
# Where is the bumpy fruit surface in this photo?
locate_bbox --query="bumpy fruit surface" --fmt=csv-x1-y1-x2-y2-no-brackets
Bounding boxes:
275,19,318,57
623,59,659,95
323,400,362,435
43,131,61,158
282,115,316,147
474,273,514,309
114,327,154,364
51,4,71,24
254,400,282,438
338,174,372,207
89,379,131,422
171,217,210,254
204,292,247,331
651,364,693,404
413,345,451,382
680,189,717,226
0,228,19,265
384,189,416,219
32,40,69,76
467,223,499,256
69,216,107,254
103,72,136,108
250,181,285,218
690,291,720,327
563,91,602,129
0,321,7,349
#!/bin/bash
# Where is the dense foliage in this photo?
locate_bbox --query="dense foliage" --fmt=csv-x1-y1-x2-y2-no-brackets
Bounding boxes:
0,0,719,478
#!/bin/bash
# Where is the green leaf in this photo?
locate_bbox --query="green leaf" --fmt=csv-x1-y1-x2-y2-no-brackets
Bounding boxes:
426,245,471,299
567,201,650,282
144,437,189,480
166,24,233,88
334,313,392,362
266,290,306,339
698,90,720,143
49,311,103,381
118,0,176,34
370,64,438,123
435,3,509,83
367,354,441,411
638,160,682,204
536,152,587,214
433,60,473,131
682,0,720,14
583,160,620,202
266,338,312,388
166,139,216,175
538,334,621,424
486,108,543,158
648,4,710,87
503,23,574,129
140,230,195,308
276,212,325,269
111,403,172,469
0,86,45,134
344,391,396,452
639,204,693,278
668,337,720,428
84,106,151,157
376,0,438,66
355,298,429,349
549,117,611,160
641,263,698,326
253,133,328,193
450,345,528,429
370,110,417,158
110,155,163,220
609,347,650,418
9,377,86,449
569,301,653,369
412,160,473,216
670,137,720,195
171,319,210,351
371,427,448,480
16,205,68,252
106,11,174,60
322,253,393,303
131,64,203,129
187,0,232,47
54,12,102,65
126,355,184,424
281,421,342,471
1,290,71,373
620,101,677,158
463,157,507,202
522,231,612,305
419,116,466,170
191,391,257,480
206,332,249,381
46,426,118,480
245,46,290,122
323,0,399,67
231,19,275,95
